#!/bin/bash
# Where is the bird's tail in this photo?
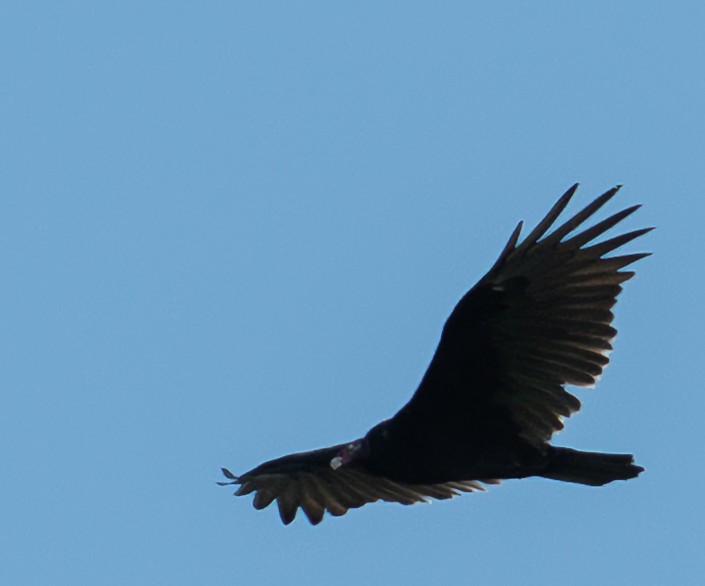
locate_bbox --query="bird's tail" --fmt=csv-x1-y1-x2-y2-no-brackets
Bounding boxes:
540,447,644,486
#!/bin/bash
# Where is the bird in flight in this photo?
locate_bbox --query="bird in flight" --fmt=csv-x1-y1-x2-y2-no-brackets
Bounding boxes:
219,184,650,525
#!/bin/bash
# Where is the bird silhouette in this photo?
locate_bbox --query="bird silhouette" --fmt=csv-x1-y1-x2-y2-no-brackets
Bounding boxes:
219,185,650,525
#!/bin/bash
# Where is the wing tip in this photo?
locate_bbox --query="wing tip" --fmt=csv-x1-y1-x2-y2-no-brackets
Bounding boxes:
566,182,580,197
217,467,240,486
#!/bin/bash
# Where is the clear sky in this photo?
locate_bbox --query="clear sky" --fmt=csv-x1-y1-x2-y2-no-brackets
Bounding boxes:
2,2,702,585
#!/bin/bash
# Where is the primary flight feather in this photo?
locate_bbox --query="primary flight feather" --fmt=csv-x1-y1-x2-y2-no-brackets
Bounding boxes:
220,184,650,525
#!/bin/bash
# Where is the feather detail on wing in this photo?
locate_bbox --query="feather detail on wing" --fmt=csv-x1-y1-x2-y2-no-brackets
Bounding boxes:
474,184,652,445
219,466,497,525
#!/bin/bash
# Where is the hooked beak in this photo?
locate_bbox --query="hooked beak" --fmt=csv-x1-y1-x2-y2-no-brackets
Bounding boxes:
330,441,363,470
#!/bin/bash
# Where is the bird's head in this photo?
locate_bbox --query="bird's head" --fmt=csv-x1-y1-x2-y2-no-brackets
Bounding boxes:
330,439,369,470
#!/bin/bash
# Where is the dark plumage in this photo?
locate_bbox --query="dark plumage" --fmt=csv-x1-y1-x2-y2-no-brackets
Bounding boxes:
219,185,650,525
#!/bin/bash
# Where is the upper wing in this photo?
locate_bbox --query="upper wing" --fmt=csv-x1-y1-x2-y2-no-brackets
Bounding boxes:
395,185,652,447
219,447,493,525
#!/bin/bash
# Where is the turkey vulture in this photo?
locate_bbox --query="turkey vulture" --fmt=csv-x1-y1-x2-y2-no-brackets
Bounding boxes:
220,185,650,525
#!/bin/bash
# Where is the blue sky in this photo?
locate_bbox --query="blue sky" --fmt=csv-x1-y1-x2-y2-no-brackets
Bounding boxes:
2,2,703,585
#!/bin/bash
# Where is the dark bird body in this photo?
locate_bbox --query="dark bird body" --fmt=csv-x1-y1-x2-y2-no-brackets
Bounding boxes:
220,185,650,524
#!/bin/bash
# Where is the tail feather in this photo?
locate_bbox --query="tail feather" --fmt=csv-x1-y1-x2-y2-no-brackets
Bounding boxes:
541,447,643,486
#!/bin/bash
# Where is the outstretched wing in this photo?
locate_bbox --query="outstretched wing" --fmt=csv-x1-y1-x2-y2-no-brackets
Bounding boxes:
219,447,493,525
396,185,652,447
